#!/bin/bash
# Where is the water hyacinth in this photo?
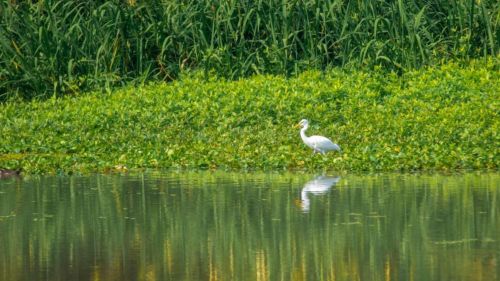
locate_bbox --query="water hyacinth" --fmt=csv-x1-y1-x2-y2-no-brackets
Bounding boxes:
0,60,498,174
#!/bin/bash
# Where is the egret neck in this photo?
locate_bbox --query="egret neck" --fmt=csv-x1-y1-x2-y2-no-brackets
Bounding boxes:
300,123,309,144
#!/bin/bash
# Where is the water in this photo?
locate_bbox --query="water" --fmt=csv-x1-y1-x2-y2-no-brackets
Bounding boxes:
0,172,498,281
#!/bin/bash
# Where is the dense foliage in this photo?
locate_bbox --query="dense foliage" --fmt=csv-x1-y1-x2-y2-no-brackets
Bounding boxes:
0,61,498,173
1,0,498,99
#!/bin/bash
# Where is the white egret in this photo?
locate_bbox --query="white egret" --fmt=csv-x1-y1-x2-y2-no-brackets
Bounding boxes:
296,119,341,154
300,176,341,212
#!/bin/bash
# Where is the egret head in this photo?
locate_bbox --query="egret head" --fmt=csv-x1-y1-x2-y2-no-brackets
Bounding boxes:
297,119,309,128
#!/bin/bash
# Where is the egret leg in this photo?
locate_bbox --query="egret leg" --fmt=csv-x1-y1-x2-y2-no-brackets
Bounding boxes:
313,149,322,155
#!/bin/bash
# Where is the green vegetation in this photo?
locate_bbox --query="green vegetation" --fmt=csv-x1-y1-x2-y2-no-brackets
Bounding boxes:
1,0,498,99
0,60,498,174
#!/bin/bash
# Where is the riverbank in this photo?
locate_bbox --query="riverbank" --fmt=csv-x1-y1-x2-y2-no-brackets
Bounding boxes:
0,61,498,174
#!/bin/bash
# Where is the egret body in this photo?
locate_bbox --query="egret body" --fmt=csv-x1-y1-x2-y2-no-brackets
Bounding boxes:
296,119,341,154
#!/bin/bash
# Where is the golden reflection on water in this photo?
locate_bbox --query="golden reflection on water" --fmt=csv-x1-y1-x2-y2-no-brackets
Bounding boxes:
0,172,498,281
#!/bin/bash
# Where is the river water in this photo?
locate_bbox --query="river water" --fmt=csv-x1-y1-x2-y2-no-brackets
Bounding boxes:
0,172,498,281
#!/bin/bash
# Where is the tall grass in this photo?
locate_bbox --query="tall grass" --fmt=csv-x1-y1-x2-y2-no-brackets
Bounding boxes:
0,0,498,99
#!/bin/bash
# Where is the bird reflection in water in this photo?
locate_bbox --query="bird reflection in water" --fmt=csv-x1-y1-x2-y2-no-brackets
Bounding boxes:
299,176,341,212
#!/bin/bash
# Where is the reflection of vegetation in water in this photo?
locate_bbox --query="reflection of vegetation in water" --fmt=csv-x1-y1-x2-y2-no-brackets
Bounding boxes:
0,173,498,281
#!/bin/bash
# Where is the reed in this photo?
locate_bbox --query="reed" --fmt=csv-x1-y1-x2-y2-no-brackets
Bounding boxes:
0,0,498,99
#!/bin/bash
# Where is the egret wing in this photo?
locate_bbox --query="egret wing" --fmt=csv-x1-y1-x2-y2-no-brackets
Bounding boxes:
309,135,341,151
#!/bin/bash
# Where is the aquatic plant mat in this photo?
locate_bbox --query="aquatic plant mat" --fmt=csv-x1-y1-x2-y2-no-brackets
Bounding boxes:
0,61,498,173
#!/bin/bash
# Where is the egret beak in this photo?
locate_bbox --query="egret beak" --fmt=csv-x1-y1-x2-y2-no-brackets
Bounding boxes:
293,123,301,129
293,199,303,208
